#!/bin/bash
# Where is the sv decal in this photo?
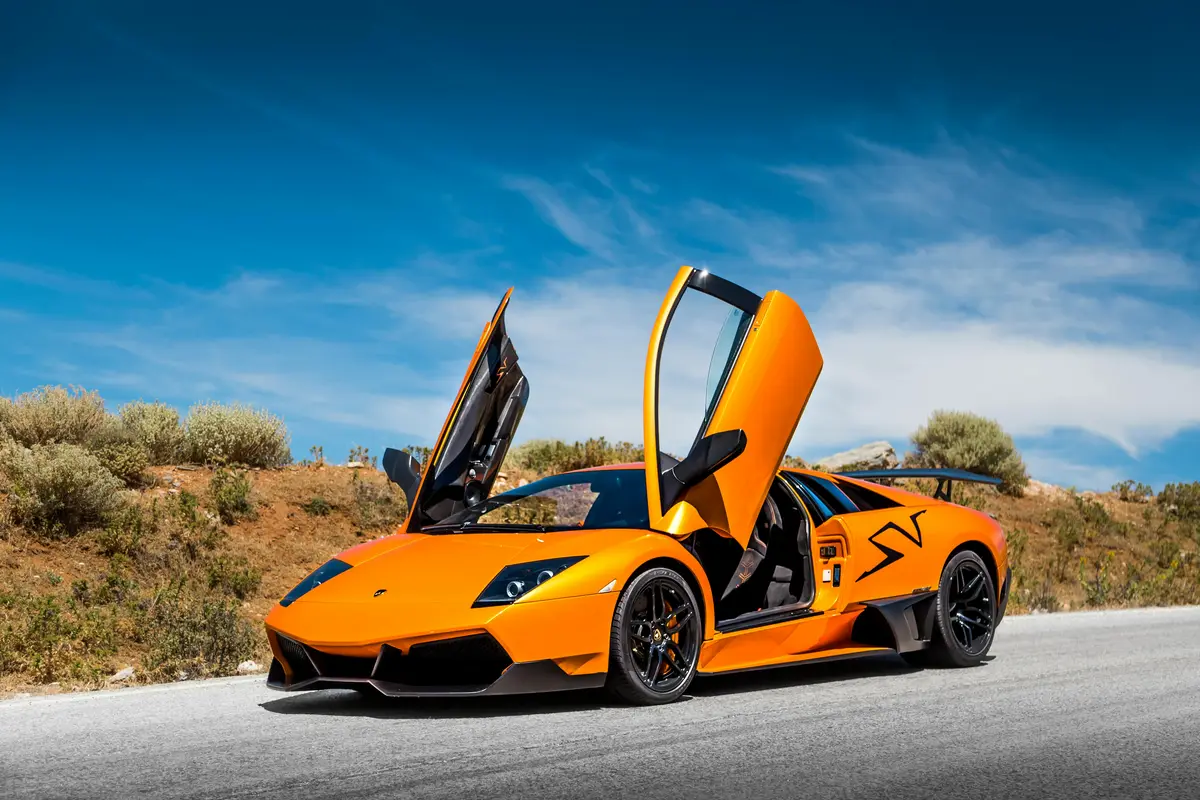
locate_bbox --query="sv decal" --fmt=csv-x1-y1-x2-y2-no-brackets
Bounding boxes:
855,510,927,582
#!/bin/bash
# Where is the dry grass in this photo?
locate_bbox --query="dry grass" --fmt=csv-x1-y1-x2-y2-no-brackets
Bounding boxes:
0,463,394,694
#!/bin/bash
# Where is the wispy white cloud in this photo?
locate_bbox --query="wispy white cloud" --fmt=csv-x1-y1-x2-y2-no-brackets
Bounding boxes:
503,176,620,262
0,260,153,301
773,134,1148,241
1020,452,1128,493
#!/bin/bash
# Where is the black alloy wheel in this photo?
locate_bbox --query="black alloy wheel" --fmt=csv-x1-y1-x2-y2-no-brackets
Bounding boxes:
946,557,995,655
606,567,702,705
903,549,996,668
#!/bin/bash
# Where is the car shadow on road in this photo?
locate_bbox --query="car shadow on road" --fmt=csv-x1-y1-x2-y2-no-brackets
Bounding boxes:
691,652,938,697
258,687,613,720
257,652,962,720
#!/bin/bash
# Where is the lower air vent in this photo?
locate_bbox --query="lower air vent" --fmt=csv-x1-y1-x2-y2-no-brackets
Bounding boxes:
276,635,317,683
304,649,376,679
375,633,513,688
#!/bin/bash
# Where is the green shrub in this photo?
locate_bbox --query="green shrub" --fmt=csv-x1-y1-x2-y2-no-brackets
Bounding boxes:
0,386,108,448
1044,495,1128,558
504,437,644,475
348,445,377,468
119,401,185,464
0,441,128,538
164,490,225,559
208,466,256,525
403,444,433,467
1157,481,1200,522
96,501,159,558
205,555,263,599
301,496,332,516
1112,479,1153,503
0,590,120,684
182,402,292,468
905,410,1029,496
140,577,256,681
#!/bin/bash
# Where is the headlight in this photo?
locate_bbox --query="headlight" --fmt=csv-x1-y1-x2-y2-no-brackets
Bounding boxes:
472,556,587,608
279,559,352,607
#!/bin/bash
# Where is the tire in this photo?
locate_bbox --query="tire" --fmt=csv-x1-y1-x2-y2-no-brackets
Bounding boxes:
605,567,702,705
902,550,997,668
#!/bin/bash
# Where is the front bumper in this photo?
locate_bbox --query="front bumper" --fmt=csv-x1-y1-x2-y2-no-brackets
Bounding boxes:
264,591,617,698
266,631,606,697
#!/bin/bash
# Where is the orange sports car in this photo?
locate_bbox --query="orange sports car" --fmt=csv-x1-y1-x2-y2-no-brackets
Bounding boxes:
264,266,1010,705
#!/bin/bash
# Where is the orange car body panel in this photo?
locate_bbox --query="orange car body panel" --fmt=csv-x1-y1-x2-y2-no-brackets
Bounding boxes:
263,266,1009,691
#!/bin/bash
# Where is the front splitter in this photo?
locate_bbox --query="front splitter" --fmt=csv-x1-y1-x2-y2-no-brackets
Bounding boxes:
266,658,606,698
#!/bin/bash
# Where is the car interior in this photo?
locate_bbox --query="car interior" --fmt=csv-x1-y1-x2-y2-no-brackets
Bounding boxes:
684,476,817,627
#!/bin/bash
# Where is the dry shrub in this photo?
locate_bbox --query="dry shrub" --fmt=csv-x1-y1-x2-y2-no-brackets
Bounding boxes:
119,401,185,464
183,402,292,468
349,471,407,531
504,437,644,475
0,441,128,538
82,415,152,487
0,386,107,448
906,410,1029,496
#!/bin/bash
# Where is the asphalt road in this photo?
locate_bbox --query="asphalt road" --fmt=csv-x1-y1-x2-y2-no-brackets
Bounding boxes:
3,606,1200,800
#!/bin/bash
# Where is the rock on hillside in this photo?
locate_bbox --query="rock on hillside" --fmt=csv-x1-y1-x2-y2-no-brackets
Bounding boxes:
1024,479,1071,500
812,441,898,472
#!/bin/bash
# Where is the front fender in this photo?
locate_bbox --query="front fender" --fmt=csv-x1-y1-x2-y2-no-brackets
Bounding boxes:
515,530,717,639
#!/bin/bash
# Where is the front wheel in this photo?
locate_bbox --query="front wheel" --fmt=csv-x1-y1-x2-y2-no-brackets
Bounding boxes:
605,567,702,705
902,550,996,668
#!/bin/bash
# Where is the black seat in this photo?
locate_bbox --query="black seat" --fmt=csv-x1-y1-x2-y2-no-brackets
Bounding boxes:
718,497,781,614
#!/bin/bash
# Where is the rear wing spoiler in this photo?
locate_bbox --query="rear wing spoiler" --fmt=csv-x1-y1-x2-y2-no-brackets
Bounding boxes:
837,468,1002,503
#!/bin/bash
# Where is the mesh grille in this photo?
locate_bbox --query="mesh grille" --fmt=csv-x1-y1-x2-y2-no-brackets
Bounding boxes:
276,635,317,683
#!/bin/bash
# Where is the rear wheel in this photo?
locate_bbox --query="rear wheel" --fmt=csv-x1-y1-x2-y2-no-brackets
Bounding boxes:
605,567,702,705
902,550,996,668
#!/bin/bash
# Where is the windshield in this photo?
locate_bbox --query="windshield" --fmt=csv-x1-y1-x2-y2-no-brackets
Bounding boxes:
428,468,650,532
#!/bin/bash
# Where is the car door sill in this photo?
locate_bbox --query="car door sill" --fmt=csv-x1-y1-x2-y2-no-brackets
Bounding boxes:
715,607,823,634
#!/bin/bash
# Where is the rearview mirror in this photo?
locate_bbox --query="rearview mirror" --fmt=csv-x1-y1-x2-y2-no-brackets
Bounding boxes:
382,447,422,509
659,429,747,509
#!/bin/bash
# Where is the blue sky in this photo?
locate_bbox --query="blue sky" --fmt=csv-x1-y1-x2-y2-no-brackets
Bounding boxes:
2,0,1200,490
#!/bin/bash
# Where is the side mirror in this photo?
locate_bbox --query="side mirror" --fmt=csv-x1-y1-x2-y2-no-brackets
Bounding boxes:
382,447,422,509
659,429,747,509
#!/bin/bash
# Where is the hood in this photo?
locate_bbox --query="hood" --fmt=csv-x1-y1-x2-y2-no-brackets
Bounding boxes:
266,529,641,647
